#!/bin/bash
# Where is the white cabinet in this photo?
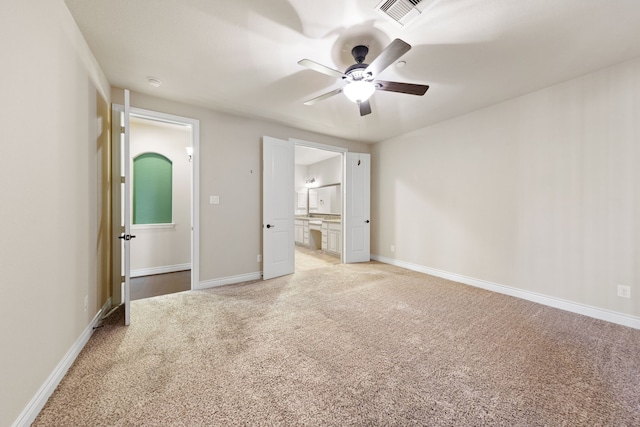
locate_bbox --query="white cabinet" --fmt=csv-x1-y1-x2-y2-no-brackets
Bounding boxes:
294,220,304,244
321,221,341,256
303,220,310,246
299,218,341,256
328,227,340,253
328,222,341,255
321,222,328,250
297,191,307,209
294,218,313,247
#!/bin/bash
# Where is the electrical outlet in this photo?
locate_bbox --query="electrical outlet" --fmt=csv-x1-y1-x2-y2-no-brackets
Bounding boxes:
84,295,88,312
617,285,631,299
390,245,395,253
257,254,262,263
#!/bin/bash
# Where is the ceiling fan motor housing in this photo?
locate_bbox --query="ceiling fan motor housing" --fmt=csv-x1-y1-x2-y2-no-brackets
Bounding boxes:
344,63,370,81
345,45,372,82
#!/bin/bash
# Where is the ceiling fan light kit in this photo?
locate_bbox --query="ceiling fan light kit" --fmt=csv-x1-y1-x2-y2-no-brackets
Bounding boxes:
343,81,376,103
298,38,429,116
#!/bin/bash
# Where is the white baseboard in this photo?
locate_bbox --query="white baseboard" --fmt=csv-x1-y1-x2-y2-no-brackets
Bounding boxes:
371,254,640,330
196,272,262,290
12,298,112,427
131,263,191,278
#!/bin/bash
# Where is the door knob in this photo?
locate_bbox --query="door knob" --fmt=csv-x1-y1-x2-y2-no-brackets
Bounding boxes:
118,234,137,241
266,224,275,229
365,220,370,223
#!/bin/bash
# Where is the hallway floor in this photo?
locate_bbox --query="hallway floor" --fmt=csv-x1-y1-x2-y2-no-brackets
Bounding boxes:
131,270,191,301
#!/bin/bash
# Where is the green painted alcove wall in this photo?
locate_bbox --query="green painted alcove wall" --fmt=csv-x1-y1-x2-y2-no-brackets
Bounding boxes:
133,153,172,224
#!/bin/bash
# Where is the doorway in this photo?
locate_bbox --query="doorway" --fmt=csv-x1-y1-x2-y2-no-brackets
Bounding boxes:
128,115,192,300
262,136,370,281
112,104,200,306
293,139,346,271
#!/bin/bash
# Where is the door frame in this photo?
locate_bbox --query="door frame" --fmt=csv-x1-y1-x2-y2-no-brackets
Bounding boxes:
112,104,200,292
290,138,347,262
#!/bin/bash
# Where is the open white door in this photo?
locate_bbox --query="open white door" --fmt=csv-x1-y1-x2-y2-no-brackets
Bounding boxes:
262,136,295,280
111,90,133,325
121,90,132,325
344,152,370,263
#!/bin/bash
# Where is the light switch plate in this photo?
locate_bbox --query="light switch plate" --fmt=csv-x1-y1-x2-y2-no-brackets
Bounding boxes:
210,195,220,205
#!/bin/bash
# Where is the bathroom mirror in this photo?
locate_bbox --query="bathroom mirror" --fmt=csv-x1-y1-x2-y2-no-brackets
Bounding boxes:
308,184,341,214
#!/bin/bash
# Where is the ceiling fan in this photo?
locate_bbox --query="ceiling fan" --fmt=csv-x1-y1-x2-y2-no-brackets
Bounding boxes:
298,38,429,116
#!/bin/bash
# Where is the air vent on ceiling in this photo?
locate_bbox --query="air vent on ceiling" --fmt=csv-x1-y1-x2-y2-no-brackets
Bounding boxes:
375,0,424,27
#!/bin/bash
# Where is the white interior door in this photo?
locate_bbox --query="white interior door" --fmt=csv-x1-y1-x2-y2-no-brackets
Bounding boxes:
344,152,371,263
111,90,133,325
262,136,295,280
121,90,132,325
111,105,123,312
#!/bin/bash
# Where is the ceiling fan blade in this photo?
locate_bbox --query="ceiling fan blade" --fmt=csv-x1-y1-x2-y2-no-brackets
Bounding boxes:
303,88,343,105
364,38,411,78
298,59,345,79
375,80,429,96
359,100,372,116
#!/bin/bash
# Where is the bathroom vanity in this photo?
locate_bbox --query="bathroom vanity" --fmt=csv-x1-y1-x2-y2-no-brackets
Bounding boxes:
295,182,342,257
294,216,342,257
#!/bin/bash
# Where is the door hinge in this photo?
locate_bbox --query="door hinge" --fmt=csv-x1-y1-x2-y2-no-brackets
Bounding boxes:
120,176,126,183
120,126,125,134
120,275,125,282
120,226,125,233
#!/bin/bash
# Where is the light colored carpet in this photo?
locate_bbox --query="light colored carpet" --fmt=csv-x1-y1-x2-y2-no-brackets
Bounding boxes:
34,251,640,426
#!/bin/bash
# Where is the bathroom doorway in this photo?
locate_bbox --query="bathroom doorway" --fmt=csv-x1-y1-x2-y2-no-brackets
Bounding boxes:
293,140,345,271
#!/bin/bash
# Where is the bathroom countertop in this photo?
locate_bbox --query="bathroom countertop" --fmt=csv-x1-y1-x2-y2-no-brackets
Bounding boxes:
295,216,341,223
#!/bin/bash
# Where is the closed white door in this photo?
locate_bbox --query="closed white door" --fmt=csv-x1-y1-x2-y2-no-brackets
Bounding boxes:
344,152,370,263
262,136,295,280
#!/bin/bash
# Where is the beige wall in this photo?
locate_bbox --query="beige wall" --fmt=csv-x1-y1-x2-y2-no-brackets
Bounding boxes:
372,57,640,318
130,118,191,273
308,155,342,187
0,0,112,425
112,90,369,281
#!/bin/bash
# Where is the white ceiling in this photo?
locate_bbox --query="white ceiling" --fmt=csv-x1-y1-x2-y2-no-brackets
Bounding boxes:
295,145,341,166
65,0,640,143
